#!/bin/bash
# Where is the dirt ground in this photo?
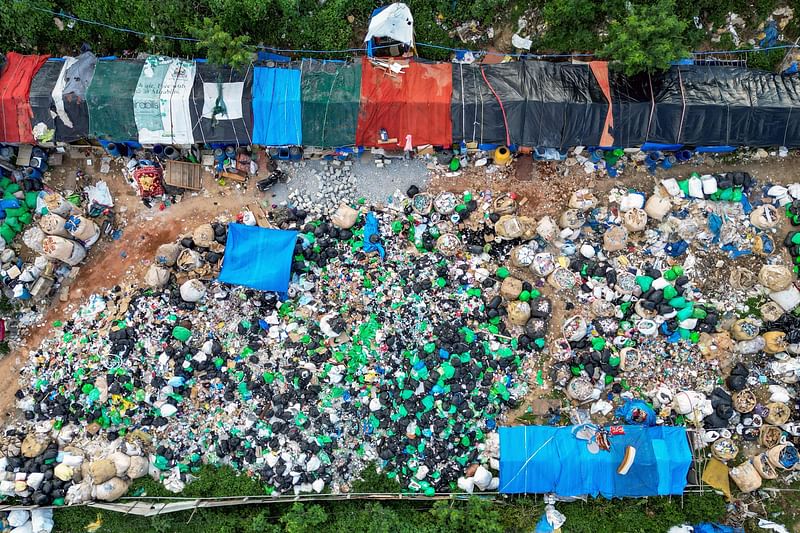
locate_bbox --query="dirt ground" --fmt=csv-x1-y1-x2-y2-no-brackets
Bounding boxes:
2,150,799,422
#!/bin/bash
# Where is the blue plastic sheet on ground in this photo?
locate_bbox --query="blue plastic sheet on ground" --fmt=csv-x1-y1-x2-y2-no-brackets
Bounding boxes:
498,425,691,497
362,212,385,259
615,399,656,426
218,224,298,293
252,67,302,146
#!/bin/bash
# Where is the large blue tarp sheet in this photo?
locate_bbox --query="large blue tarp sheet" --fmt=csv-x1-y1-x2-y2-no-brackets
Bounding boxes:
252,67,302,145
499,425,691,497
218,224,297,293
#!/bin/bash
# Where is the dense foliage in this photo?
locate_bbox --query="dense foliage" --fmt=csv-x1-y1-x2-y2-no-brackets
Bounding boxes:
52,465,728,533
600,0,690,76
1,0,797,73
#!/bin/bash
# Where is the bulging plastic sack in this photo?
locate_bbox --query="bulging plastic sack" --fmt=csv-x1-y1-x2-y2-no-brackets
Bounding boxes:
644,195,672,221
8,510,29,527
180,279,206,302
473,465,492,490
144,264,170,288
457,476,474,494
30,508,53,533
95,477,130,501
155,243,180,266
603,225,627,252
730,461,761,493
759,265,793,292
750,204,779,230
770,285,800,312
622,208,648,232
331,203,359,229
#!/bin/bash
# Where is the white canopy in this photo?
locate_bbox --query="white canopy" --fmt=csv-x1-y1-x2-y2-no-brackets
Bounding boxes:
364,3,414,46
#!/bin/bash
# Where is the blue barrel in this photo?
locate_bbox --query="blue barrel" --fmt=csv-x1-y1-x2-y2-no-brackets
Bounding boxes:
224,146,236,158
661,155,676,169
607,165,618,178
676,149,692,162
24,167,42,180
590,149,604,162
105,142,121,157
152,144,165,157
646,151,662,165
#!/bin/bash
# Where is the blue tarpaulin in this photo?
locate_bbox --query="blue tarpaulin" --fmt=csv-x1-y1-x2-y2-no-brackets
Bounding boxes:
252,67,302,146
218,224,297,293
499,425,691,497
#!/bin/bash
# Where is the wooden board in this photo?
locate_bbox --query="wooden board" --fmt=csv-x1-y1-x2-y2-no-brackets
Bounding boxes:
219,171,247,183
165,160,203,191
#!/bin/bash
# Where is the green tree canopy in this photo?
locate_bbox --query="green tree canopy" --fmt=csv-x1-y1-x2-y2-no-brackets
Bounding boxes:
601,0,690,76
192,18,253,68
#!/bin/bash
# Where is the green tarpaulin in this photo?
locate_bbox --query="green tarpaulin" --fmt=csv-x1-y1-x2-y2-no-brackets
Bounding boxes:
300,60,361,147
86,60,142,140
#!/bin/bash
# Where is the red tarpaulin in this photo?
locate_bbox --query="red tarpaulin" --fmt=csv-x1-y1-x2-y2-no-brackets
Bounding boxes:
0,52,49,143
356,58,452,147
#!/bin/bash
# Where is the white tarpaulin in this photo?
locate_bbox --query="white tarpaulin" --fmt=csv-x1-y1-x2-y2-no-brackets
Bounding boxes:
364,3,414,46
51,57,78,129
134,56,195,145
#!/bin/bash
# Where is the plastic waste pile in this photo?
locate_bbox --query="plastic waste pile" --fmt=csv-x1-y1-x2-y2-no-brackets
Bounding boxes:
520,171,800,496
9,187,558,501
6,164,800,506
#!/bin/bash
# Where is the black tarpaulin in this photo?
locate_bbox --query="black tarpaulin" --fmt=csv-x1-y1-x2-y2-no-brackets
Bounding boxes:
610,65,800,148
746,70,800,147
190,63,254,145
609,72,652,147
451,61,607,148
29,60,63,142
521,62,608,148
451,62,524,146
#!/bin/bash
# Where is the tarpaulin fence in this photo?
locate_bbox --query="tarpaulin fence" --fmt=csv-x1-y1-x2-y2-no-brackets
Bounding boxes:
252,66,302,146
30,52,97,143
356,57,452,147
12,52,800,149
0,52,49,144
86,60,142,141
610,65,800,147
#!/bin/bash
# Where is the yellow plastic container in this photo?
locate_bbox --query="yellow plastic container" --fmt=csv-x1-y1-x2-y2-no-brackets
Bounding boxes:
494,146,511,165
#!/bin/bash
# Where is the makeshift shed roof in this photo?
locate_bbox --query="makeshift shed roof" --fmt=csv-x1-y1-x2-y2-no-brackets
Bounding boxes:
499,425,692,498
364,3,414,46
218,224,298,294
